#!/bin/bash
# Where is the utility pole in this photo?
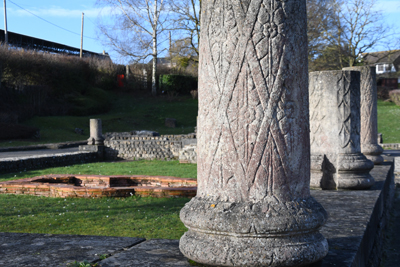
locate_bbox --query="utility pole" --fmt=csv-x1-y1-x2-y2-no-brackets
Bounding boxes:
80,12,84,58
169,31,172,68
3,0,8,44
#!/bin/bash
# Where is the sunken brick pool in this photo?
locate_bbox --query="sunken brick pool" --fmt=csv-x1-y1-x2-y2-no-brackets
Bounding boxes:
0,174,197,198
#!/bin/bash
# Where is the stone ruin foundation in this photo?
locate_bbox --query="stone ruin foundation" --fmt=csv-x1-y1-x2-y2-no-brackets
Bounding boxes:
0,174,197,198
179,0,329,266
343,66,384,164
309,70,374,190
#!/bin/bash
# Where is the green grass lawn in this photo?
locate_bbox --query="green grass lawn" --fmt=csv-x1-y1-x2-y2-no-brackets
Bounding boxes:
377,100,400,144
0,160,196,239
0,194,190,239
0,93,198,147
0,160,197,182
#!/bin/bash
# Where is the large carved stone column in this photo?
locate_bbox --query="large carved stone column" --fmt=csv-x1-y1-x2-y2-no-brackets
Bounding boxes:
179,1,328,266
309,71,374,190
343,66,384,164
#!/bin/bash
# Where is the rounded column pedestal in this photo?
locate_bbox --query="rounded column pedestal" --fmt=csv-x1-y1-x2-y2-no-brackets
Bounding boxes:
181,197,328,266
179,0,328,266
361,144,384,165
337,153,375,189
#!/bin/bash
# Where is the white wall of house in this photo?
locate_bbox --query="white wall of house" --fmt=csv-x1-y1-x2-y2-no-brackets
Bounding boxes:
376,63,396,74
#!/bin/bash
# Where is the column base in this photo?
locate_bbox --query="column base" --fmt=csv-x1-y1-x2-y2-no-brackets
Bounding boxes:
337,153,374,189
180,196,328,266
180,230,328,267
362,143,384,165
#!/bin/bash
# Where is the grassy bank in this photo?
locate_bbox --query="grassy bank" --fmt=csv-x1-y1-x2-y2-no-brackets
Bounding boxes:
0,93,198,147
377,100,400,144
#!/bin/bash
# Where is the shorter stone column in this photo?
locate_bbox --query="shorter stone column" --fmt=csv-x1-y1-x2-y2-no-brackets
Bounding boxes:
343,66,383,164
88,119,104,145
309,70,374,190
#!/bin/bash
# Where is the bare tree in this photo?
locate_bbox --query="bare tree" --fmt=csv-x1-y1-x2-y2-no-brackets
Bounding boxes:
97,0,170,96
169,0,201,57
319,0,397,68
307,0,340,70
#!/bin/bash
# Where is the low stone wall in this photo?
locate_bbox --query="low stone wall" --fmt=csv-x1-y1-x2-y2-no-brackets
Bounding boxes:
0,151,98,173
380,143,400,149
104,133,196,161
179,144,197,164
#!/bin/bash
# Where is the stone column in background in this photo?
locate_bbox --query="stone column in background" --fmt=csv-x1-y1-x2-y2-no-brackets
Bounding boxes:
88,118,104,145
179,1,328,266
309,70,374,190
343,66,383,164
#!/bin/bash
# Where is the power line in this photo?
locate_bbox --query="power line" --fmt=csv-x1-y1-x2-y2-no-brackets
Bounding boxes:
8,0,97,40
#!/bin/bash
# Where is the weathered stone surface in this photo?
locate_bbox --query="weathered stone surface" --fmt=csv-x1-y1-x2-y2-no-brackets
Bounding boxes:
343,66,383,164
100,239,190,266
179,144,197,164
180,0,328,266
0,233,144,267
87,118,104,145
309,70,374,190
103,133,196,161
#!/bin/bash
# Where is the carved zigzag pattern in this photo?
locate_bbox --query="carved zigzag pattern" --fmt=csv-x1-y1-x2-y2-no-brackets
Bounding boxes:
200,0,301,200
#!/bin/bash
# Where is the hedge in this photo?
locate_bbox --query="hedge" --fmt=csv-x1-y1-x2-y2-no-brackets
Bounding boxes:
159,74,197,95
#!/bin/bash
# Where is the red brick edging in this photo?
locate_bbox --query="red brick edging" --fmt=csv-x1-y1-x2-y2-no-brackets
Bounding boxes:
0,174,197,198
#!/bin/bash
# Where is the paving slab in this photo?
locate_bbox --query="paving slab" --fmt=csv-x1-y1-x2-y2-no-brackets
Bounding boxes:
100,239,191,267
0,233,144,267
0,147,80,159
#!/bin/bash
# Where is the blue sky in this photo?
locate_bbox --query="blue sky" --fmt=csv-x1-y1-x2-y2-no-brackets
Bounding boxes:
0,0,399,63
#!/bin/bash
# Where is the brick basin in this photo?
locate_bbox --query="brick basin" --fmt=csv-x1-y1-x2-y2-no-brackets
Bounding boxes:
0,174,197,198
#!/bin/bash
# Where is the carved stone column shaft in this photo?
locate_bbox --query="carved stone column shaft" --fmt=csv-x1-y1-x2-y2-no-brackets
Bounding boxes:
343,66,383,164
88,118,104,146
309,70,374,190
179,0,328,266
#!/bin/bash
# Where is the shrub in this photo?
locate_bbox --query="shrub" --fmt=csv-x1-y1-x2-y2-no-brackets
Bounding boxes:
377,86,391,100
0,46,118,118
389,90,400,106
159,74,197,95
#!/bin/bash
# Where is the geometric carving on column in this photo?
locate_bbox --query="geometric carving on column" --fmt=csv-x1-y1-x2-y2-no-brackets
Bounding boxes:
179,0,329,266
309,70,374,190
343,66,384,164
